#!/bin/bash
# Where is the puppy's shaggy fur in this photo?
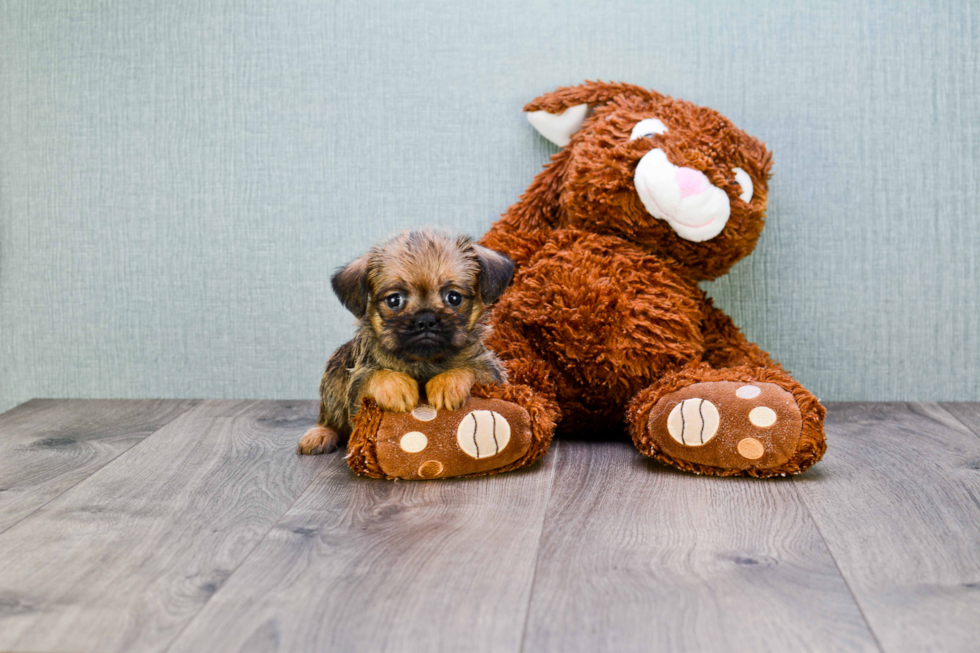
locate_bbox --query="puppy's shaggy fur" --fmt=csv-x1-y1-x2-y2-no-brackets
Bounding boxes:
298,230,514,455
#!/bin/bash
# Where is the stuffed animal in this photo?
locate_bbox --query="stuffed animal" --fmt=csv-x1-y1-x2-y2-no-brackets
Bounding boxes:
347,81,826,479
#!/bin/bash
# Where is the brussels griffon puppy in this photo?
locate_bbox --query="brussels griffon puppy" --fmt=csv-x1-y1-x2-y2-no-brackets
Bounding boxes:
297,229,515,455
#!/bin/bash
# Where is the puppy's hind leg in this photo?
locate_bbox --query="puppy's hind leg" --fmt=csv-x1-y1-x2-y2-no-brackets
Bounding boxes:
298,392,349,455
297,425,342,455
299,342,354,455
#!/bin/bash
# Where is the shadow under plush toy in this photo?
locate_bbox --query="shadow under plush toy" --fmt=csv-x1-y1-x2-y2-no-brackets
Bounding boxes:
346,81,826,480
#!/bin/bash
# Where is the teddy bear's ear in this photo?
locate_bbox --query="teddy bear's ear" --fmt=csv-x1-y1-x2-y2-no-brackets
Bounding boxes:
524,81,662,146
526,103,590,147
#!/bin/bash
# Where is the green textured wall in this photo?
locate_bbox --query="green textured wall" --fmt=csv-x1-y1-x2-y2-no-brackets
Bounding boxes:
1,0,977,413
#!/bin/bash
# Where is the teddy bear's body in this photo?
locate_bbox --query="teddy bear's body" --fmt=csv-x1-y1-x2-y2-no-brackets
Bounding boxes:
479,81,827,477
487,228,705,431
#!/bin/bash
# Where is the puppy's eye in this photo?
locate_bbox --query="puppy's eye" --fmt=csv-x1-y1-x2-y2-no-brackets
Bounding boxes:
732,167,754,202
384,293,403,310
630,118,668,141
444,291,463,307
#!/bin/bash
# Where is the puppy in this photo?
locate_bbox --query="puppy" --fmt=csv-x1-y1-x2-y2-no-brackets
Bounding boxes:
297,229,515,455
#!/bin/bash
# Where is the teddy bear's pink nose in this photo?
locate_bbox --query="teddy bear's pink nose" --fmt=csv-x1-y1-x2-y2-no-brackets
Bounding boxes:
675,167,710,198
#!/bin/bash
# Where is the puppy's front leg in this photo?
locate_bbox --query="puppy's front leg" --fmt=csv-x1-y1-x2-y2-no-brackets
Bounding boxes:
364,370,419,412
425,368,476,411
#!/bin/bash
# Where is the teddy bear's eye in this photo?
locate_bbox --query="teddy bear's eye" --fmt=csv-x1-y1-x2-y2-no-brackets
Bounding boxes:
732,167,754,202
630,118,668,141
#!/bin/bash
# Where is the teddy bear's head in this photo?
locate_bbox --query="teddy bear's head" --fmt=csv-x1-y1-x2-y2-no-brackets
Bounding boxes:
524,81,772,280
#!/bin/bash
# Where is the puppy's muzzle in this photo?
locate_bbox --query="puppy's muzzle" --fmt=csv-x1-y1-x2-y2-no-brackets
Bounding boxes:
411,311,439,333
399,310,454,357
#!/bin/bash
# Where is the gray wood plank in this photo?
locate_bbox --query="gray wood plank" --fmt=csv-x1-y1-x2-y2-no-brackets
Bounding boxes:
794,403,980,653
0,399,327,653
166,443,560,653
521,440,879,653
0,398,199,533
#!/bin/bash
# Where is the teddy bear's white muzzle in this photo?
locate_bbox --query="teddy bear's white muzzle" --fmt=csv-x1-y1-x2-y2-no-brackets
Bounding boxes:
634,148,730,242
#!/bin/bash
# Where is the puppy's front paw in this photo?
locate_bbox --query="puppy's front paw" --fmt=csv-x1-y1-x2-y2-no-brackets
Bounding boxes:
297,426,341,455
367,370,419,413
426,369,475,411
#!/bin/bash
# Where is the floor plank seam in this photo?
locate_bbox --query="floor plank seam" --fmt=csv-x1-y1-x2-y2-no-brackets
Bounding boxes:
160,452,337,653
517,440,561,653
789,477,886,653
0,400,201,539
938,403,980,440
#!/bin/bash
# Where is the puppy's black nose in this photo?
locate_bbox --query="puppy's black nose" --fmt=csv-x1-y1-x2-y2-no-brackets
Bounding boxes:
412,311,439,332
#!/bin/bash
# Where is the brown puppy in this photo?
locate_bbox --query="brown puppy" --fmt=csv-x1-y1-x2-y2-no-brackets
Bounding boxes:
297,230,515,455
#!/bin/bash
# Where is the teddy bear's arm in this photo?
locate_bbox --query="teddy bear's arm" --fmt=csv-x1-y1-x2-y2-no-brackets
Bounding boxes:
700,297,779,370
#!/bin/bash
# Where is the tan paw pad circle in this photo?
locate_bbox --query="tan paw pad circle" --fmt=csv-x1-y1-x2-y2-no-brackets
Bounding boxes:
399,431,428,453
418,460,444,478
456,410,510,459
736,385,761,399
411,405,437,421
667,398,719,446
737,437,765,460
748,406,777,427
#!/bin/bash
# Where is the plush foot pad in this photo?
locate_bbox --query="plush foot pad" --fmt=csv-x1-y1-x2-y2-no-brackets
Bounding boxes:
351,397,533,480
646,381,802,473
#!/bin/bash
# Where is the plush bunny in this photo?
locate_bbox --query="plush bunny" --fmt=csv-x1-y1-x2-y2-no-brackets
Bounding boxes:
347,81,825,479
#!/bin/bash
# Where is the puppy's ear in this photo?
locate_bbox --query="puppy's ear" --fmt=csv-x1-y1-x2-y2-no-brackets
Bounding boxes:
331,253,371,318
473,244,515,305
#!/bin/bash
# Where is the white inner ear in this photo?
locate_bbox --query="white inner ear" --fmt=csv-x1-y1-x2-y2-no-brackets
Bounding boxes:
733,167,753,203
630,118,668,140
526,103,590,147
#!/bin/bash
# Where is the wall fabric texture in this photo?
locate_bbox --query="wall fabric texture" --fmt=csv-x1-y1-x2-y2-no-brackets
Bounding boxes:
1,0,978,413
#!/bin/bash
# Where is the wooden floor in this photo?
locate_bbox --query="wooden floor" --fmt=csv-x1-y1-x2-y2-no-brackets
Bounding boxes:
0,400,978,652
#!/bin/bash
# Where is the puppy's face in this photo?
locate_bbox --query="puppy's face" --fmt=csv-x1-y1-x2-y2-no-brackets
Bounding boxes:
332,231,514,361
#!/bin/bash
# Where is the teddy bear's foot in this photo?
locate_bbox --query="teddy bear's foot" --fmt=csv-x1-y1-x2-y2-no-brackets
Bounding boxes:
629,369,826,477
346,384,557,480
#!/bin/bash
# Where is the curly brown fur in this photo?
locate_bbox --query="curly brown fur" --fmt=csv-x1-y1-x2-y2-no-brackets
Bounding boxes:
484,229,706,432
299,229,514,455
478,81,826,477
484,80,772,281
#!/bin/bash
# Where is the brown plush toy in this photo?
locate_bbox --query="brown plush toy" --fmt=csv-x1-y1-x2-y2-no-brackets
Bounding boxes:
347,81,826,480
